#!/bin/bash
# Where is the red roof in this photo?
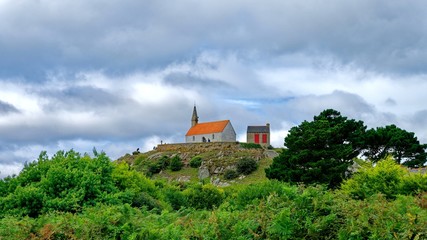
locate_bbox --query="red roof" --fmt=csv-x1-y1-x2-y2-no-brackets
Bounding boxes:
186,120,230,136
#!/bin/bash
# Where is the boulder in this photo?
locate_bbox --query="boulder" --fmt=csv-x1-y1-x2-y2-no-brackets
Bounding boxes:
198,166,210,180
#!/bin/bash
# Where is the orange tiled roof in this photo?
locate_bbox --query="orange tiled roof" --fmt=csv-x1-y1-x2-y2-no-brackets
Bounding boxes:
185,120,230,136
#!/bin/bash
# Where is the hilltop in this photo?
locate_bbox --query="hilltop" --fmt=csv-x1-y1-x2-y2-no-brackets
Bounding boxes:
117,142,279,186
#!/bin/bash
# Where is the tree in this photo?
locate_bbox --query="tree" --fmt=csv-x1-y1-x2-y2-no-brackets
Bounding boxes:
265,109,366,188
363,125,427,167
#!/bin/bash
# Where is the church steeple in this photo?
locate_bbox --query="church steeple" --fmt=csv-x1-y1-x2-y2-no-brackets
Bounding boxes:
191,105,199,127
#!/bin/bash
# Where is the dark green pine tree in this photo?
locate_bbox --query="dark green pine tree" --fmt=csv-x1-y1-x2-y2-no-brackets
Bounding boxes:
266,109,366,188
363,124,427,167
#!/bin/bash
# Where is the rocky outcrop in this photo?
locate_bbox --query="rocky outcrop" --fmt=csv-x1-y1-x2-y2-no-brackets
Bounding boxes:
118,142,274,183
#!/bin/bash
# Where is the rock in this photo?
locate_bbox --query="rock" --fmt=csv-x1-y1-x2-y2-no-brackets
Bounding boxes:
265,150,279,159
211,177,220,186
198,167,210,180
213,167,223,174
217,182,230,187
147,152,163,160
225,165,236,171
177,176,191,182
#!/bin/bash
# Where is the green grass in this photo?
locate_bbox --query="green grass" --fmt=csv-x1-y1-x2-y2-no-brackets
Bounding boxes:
154,167,199,183
231,157,273,185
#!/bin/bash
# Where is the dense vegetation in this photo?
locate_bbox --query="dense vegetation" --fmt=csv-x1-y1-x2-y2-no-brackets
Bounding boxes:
1,109,426,239
0,149,426,239
266,109,427,188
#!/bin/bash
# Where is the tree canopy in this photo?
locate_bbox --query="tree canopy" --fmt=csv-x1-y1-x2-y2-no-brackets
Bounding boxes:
266,109,427,188
266,109,366,188
363,124,427,167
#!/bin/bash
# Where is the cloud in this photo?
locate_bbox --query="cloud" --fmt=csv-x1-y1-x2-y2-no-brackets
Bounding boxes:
1,1,427,177
0,100,19,114
1,0,427,79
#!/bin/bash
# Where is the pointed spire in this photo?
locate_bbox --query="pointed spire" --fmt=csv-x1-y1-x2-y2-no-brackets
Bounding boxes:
191,104,199,127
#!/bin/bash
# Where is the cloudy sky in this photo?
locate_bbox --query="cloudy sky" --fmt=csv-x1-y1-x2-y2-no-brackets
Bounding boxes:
1,0,427,177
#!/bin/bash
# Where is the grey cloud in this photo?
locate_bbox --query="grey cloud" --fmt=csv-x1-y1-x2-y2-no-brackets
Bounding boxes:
0,100,19,114
0,90,193,145
257,91,398,129
1,0,427,79
163,72,230,89
385,98,397,106
287,90,376,122
40,86,128,112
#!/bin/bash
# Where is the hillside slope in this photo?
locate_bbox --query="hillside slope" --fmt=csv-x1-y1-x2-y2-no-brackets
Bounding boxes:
117,142,279,186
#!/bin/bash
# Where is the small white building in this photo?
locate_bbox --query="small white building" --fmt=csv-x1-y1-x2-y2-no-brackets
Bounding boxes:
185,106,236,143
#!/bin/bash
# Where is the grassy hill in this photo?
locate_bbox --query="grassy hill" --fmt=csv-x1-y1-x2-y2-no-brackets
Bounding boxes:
117,142,279,186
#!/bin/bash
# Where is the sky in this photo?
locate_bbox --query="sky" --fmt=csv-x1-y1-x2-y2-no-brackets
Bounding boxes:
1,0,427,178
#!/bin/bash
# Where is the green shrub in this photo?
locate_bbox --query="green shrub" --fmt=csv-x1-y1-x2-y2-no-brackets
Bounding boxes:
335,194,427,239
147,163,162,175
268,185,338,239
236,157,258,175
158,156,170,170
223,169,238,180
183,184,224,210
131,192,162,211
170,155,183,171
240,143,262,149
163,187,186,210
233,180,297,209
341,156,427,200
190,156,202,168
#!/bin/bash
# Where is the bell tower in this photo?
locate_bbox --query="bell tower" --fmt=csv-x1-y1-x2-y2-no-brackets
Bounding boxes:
191,105,199,127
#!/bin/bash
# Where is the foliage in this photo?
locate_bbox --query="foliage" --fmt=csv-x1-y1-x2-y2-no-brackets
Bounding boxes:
170,155,183,171
341,156,427,199
236,157,258,175
240,142,263,149
0,150,163,218
1,150,427,239
158,155,171,170
232,180,298,209
363,124,427,167
189,156,202,168
162,185,186,210
183,184,224,210
266,109,366,188
223,169,238,180
334,194,427,239
268,185,339,239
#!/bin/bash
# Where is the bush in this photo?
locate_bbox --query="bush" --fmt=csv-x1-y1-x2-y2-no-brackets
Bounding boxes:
189,156,202,168
163,187,186,210
236,158,258,175
147,163,162,175
233,180,297,209
158,156,170,170
335,194,427,239
223,169,238,180
341,156,427,200
183,184,224,210
268,185,338,239
170,155,183,171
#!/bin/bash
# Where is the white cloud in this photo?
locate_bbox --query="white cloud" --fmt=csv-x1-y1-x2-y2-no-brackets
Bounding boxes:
1,1,427,177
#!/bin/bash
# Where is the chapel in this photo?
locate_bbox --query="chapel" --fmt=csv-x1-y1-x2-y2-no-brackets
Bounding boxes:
185,106,236,143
